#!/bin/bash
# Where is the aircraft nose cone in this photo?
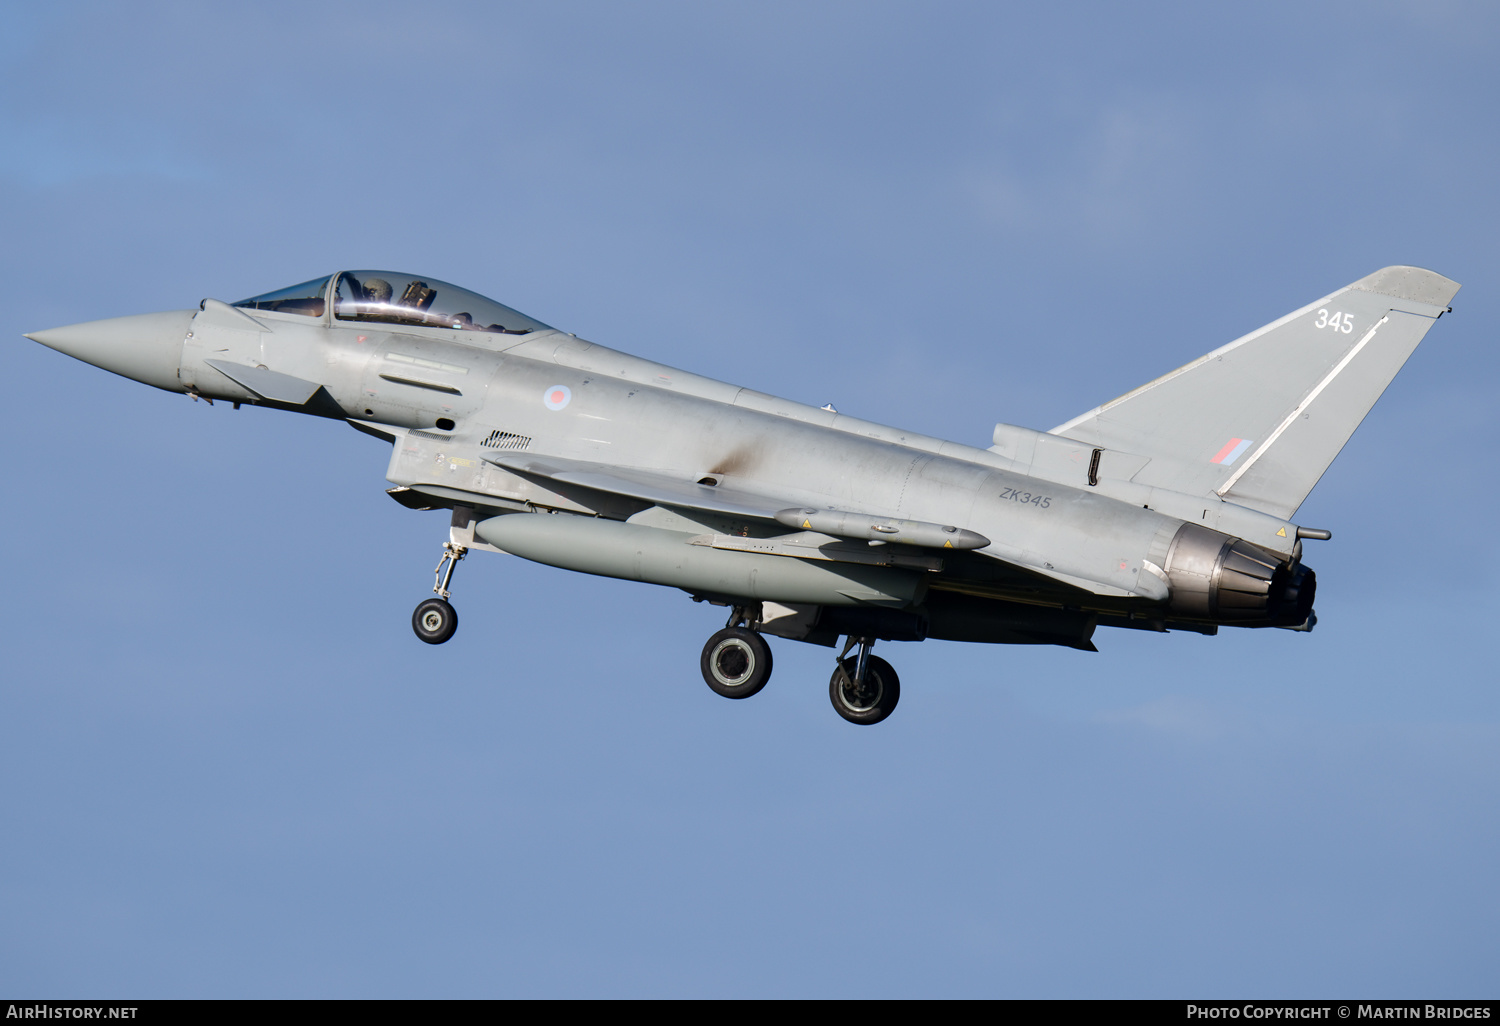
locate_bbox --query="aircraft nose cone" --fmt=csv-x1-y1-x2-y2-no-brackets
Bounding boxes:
25,309,194,392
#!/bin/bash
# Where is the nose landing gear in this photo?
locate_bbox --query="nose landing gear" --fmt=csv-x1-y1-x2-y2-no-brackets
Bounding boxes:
412,541,466,645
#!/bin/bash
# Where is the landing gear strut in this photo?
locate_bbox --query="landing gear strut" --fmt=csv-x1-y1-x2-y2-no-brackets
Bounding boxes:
829,636,900,725
412,541,465,645
700,605,773,699
695,605,904,723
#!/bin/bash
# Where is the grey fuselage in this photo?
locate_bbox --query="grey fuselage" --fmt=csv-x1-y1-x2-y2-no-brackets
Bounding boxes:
31,289,1323,649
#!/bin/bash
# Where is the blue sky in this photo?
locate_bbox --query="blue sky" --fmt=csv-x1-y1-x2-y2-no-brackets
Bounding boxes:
1,1,1496,997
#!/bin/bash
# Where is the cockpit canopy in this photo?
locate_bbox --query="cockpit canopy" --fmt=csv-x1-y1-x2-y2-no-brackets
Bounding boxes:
233,271,553,336
233,276,330,317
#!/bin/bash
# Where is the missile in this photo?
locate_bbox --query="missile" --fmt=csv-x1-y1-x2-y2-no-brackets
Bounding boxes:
773,508,990,550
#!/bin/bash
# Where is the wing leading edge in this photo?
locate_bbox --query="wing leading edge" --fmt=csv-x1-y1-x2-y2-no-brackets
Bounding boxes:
486,453,785,520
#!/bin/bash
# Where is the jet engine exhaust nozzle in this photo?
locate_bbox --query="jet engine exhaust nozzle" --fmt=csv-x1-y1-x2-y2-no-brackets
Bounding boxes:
1162,522,1316,626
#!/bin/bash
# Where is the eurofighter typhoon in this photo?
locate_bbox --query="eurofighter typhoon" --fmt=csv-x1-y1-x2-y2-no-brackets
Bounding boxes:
26,266,1459,724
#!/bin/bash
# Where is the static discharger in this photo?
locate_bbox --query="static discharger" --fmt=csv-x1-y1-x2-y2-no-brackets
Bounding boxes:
774,508,990,550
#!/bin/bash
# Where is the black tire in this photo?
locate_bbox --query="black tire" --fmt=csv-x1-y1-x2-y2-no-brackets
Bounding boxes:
829,655,900,725
412,597,458,645
700,627,773,699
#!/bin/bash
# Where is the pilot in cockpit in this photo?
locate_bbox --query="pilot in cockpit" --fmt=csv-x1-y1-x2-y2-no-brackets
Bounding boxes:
361,278,393,306
321,270,553,334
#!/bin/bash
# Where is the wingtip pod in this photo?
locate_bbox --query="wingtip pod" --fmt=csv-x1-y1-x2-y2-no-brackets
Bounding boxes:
1352,266,1460,309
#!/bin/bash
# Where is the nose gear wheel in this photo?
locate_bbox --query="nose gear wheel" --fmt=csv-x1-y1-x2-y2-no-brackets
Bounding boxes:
412,597,458,645
411,541,466,644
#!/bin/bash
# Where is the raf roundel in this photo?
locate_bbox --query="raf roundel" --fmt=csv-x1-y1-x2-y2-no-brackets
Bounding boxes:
543,384,572,411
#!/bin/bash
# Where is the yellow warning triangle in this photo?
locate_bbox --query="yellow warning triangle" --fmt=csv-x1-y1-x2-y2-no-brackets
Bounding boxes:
1276,527,1287,537
944,540,953,548
803,519,812,529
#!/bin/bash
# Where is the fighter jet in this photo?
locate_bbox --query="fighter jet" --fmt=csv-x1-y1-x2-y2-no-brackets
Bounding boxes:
25,266,1459,724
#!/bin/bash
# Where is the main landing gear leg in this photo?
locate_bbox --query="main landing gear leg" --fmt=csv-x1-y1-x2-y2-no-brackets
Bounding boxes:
700,603,774,699
412,542,466,645
829,635,900,725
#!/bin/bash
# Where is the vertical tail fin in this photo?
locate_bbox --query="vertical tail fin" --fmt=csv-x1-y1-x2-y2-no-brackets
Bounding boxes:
1050,266,1460,518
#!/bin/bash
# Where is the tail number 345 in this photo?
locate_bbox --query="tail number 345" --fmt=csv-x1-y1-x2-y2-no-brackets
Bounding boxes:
1314,309,1354,333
